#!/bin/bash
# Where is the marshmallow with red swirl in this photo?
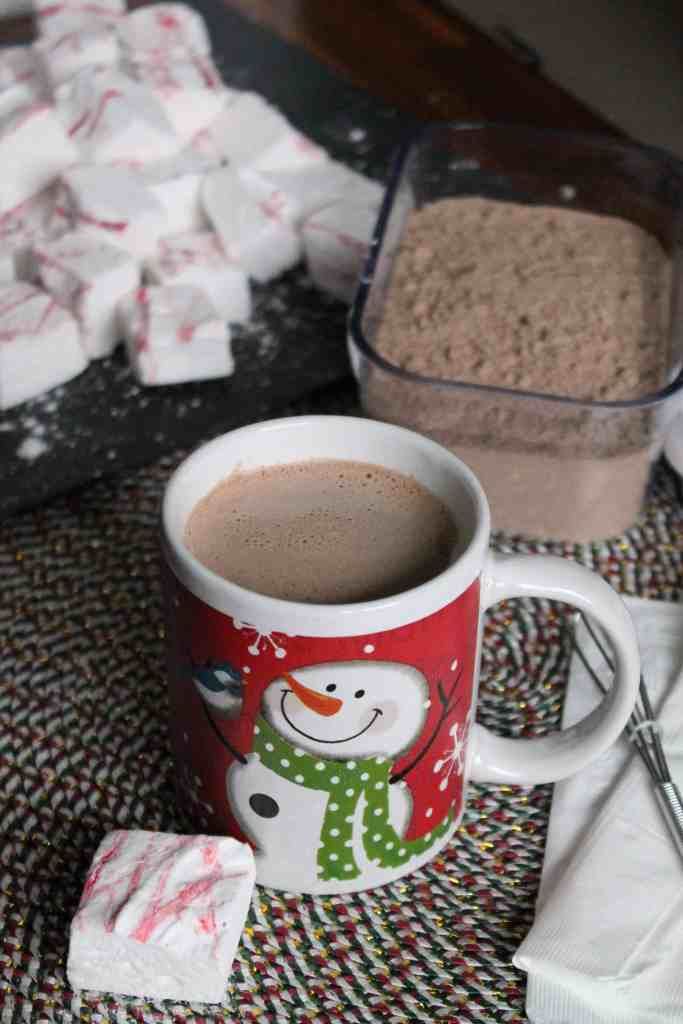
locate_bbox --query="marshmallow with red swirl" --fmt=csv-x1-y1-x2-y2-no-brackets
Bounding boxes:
126,56,232,143
239,161,384,230
67,829,255,1002
32,229,139,358
0,184,69,283
118,3,212,62
32,0,126,38
56,67,179,164
130,150,217,237
0,103,79,212
202,166,301,284
0,281,86,410
119,285,234,386
145,231,251,323
200,91,327,175
302,199,380,303
60,164,167,260
34,25,120,91
0,46,47,118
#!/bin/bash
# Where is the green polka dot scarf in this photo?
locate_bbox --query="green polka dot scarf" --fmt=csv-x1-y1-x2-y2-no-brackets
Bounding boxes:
252,716,452,882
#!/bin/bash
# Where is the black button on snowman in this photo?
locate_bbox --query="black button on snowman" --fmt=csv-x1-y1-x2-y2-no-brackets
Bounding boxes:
248,793,279,818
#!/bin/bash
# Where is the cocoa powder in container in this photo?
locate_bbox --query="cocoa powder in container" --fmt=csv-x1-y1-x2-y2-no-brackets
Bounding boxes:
369,197,671,541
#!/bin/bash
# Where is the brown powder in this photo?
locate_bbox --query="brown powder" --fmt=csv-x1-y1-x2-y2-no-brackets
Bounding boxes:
375,197,669,401
365,198,672,541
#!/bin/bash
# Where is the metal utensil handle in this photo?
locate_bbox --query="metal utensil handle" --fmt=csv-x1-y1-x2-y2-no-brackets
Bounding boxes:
654,782,683,864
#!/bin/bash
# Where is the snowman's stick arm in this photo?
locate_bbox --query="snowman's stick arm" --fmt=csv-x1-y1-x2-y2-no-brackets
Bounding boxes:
390,671,464,784
201,701,248,765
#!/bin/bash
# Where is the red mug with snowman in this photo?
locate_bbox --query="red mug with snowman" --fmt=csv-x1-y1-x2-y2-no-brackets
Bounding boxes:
161,416,640,895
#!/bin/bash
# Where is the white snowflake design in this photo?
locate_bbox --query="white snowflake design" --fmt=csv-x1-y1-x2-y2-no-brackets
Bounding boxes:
433,711,472,792
178,762,214,830
232,619,291,658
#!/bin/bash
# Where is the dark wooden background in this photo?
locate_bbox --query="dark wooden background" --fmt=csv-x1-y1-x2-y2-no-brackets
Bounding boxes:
3,0,616,131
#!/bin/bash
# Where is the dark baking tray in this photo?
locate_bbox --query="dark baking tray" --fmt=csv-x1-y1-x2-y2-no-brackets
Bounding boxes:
0,0,417,519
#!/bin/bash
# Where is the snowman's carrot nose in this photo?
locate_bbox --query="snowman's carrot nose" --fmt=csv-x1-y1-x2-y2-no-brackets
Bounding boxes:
282,672,343,716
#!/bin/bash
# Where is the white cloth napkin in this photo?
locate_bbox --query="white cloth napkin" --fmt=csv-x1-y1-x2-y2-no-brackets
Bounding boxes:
514,597,683,1024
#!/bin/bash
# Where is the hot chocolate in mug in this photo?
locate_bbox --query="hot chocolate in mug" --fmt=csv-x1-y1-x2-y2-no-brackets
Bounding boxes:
161,416,640,894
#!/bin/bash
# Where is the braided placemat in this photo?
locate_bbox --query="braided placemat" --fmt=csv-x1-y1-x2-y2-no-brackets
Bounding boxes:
2,389,682,1024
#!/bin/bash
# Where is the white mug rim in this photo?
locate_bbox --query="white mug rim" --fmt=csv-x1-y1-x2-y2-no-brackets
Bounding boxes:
161,416,491,637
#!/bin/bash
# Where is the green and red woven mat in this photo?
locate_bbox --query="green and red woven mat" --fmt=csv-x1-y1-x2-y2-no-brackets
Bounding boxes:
2,394,682,1023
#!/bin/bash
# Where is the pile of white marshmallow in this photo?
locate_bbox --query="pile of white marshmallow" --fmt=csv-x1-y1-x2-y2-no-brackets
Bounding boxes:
0,0,383,410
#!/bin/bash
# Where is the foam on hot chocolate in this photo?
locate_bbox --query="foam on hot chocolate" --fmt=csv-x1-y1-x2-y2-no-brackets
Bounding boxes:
184,459,457,604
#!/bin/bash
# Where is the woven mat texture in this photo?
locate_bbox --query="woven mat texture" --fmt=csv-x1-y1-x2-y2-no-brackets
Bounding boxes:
2,388,682,1024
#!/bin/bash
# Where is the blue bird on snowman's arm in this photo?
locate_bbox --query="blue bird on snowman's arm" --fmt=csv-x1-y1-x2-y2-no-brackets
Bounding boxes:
190,656,248,764
193,659,243,717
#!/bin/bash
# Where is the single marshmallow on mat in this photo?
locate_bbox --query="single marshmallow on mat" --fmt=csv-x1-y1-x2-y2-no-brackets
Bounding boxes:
32,0,125,37
202,167,301,284
0,104,79,213
118,3,212,61
60,164,167,260
239,161,383,229
145,231,250,323
119,285,234,386
34,26,120,91
56,67,179,164
130,150,217,237
0,185,69,283
201,92,327,174
32,230,139,358
126,56,231,143
0,281,87,410
302,200,379,303
67,829,255,1002
0,46,47,118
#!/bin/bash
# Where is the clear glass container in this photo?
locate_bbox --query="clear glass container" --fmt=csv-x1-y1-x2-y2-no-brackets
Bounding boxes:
348,123,683,542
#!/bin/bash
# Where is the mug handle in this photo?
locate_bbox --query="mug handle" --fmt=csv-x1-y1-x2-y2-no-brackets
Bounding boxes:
469,552,640,785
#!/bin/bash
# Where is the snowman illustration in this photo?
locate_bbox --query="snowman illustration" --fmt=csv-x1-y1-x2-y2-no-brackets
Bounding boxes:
194,656,463,893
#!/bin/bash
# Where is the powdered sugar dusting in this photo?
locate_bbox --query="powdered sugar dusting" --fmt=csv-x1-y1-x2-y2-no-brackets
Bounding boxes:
16,434,49,460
